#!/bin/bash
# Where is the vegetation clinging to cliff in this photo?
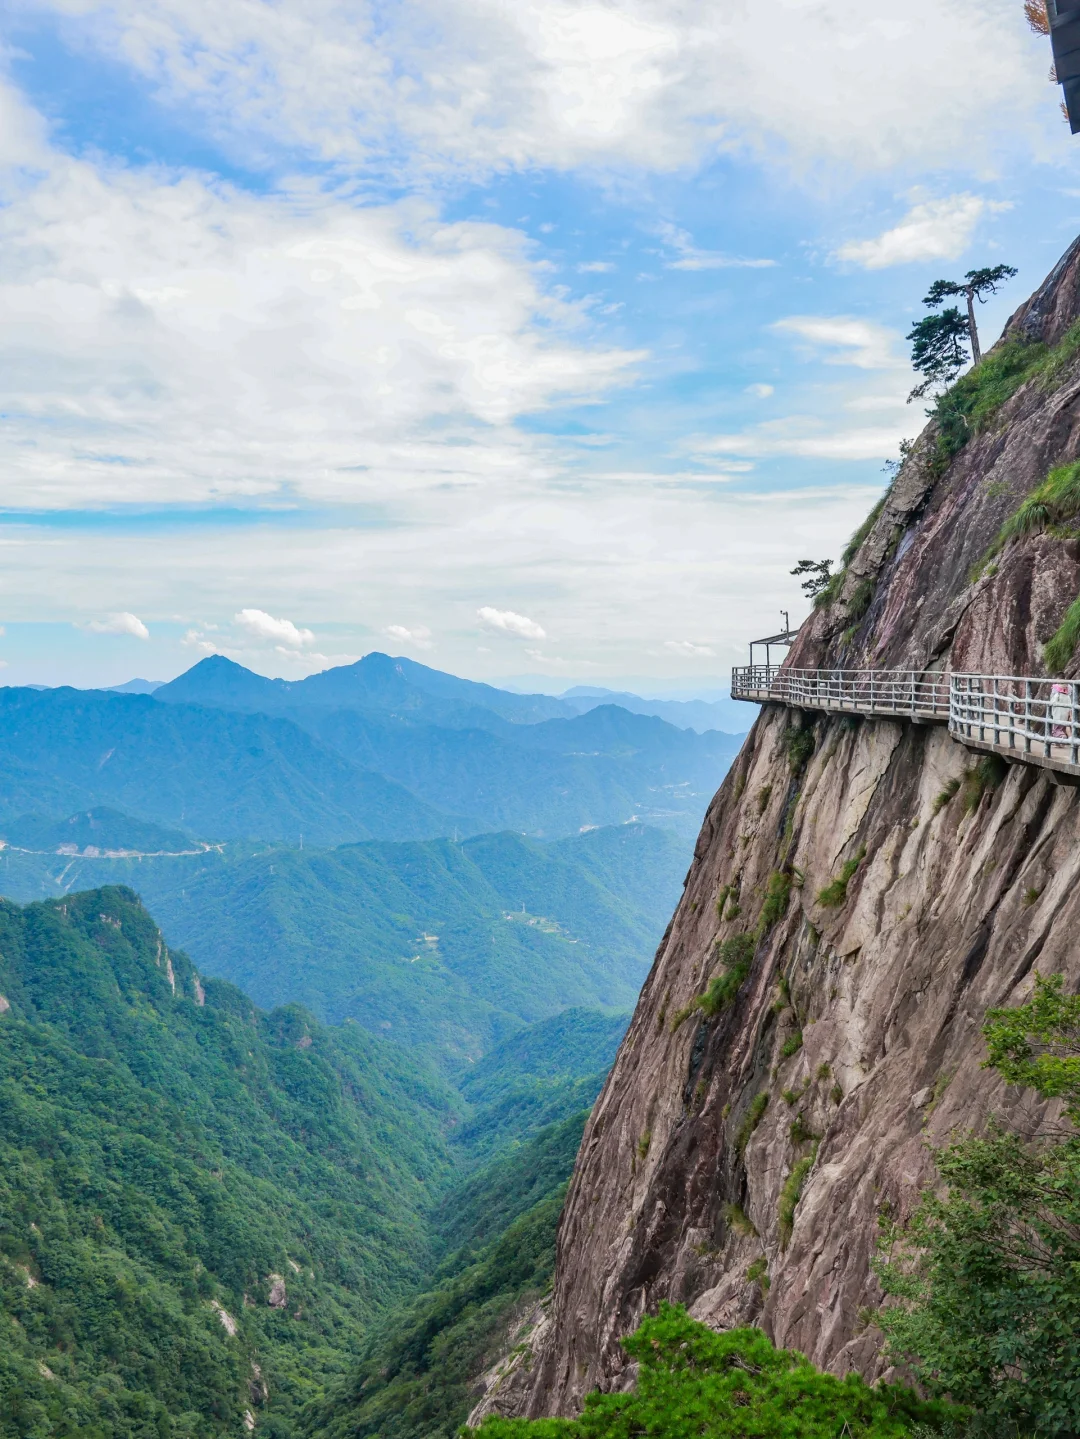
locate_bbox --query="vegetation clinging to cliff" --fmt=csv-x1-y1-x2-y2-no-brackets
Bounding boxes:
465,1304,956,1439
983,458,1080,565
1045,595,1080,675
699,935,755,1017
816,845,867,909
876,974,1080,1436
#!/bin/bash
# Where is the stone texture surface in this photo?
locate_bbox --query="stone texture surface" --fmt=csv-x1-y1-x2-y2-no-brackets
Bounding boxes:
470,238,1080,1424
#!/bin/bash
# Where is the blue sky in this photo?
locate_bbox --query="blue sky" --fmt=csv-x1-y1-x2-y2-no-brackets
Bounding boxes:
0,0,1076,690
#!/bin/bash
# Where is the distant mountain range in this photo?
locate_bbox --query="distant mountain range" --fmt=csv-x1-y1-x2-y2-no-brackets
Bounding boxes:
111,658,749,733
0,654,744,844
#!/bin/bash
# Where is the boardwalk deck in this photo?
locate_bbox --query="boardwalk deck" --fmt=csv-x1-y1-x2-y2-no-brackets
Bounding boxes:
731,665,1080,781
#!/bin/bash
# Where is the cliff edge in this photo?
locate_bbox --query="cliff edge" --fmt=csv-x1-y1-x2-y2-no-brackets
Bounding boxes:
470,236,1080,1421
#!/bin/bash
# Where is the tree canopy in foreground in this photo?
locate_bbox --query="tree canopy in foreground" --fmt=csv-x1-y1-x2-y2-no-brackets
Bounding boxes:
466,1304,954,1439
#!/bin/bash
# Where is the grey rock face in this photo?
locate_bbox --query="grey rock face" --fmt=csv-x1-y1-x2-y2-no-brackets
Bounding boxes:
477,236,1080,1421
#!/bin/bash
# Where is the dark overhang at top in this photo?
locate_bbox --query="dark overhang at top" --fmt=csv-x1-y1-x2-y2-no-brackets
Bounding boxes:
1050,0,1080,133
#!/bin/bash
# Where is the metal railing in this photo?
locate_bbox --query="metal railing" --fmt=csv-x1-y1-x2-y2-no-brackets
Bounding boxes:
951,674,1080,773
730,665,950,721
731,664,1080,778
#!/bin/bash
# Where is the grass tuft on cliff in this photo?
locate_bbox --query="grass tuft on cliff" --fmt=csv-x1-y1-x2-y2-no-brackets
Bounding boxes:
961,755,1007,814
778,1144,818,1248
981,458,1080,574
816,845,867,908
463,1303,957,1439
1045,593,1080,674
699,934,755,1018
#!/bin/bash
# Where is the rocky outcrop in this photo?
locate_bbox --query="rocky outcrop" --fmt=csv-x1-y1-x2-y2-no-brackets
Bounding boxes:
472,238,1080,1423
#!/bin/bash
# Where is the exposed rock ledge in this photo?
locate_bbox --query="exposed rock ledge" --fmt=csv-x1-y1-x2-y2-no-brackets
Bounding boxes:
471,235,1080,1423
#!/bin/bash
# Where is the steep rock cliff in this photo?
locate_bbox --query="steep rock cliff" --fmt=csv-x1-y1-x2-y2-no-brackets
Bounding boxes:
470,237,1080,1422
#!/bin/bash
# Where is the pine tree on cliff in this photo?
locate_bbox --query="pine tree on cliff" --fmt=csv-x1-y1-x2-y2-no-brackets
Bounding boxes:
906,265,1017,400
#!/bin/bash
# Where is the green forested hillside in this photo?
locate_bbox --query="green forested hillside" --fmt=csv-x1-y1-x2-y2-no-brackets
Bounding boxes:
450,1009,625,1163
0,826,678,1070
0,886,460,1437
305,1118,587,1439
0,885,637,1439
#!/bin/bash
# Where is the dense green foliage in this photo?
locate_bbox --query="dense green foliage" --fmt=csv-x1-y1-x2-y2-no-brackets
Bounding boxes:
1,826,675,1070
928,339,1049,474
451,1010,626,1164
876,974,1080,1435
926,315,1080,483
0,886,463,1437
437,1113,587,1254
464,1305,954,1439
304,1123,583,1439
907,307,971,399
0,885,633,1439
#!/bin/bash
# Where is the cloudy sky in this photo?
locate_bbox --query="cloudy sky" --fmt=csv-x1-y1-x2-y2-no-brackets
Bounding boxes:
0,0,1074,689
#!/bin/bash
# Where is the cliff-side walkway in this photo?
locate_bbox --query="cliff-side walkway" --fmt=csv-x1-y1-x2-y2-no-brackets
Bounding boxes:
731,666,1080,780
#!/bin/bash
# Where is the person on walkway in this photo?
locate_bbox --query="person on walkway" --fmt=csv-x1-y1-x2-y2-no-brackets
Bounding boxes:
1050,681,1072,740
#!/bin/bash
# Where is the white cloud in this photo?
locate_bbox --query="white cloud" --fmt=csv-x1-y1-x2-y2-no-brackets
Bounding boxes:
235,609,316,647
385,623,433,649
834,194,1012,269
773,317,899,371
655,222,774,272
698,424,907,462
745,383,774,398
6,481,888,679
478,606,547,639
182,627,219,655
82,612,150,639
578,261,614,273
0,95,643,512
664,640,715,657
35,0,1050,177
